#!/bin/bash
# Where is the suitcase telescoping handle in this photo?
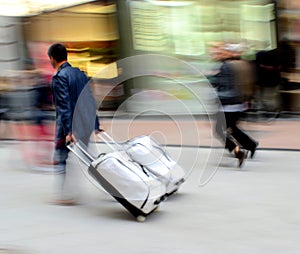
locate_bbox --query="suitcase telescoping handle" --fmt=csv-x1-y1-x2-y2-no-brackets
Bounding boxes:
67,140,95,166
96,130,122,152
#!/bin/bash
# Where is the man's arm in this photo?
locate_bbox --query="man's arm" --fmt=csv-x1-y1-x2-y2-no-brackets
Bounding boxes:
53,74,72,136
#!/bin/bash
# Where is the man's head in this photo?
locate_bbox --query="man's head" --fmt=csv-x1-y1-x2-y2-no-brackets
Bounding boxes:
48,43,68,69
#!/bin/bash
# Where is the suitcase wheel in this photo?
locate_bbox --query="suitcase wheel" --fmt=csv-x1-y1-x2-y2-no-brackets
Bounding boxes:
136,215,146,222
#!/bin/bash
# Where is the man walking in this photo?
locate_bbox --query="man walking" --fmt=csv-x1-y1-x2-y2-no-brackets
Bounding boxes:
48,43,100,205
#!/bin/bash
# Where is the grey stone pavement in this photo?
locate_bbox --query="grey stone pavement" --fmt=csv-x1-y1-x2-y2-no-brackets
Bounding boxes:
0,117,300,254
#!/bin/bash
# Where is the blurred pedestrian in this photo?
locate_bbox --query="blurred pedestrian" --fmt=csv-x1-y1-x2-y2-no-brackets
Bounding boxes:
255,48,282,110
210,43,259,167
48,43,100,205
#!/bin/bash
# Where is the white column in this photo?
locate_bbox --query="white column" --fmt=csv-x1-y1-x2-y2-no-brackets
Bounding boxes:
0,16,25,75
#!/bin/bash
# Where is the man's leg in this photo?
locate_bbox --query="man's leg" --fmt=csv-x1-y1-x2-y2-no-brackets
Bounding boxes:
224,112,247,167
216,111,237,152
52,143,77,205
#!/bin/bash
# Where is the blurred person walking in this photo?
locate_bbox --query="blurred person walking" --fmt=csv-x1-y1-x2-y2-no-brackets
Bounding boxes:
210,43,259,167
255,48,282,111
48,43,100,205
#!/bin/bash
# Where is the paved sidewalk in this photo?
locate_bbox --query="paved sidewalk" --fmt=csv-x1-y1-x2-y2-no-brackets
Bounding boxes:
1,116,300,150
99,117,300,150
0,141,300,254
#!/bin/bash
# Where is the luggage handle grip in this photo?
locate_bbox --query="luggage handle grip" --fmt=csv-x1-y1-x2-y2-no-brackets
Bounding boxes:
96,130,122,152
67,140,95,166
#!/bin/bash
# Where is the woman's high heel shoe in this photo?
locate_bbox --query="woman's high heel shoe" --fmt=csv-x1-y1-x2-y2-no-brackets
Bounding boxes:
235,149,246,168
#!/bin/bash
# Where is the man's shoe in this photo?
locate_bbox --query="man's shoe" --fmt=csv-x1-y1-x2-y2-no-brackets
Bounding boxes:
50,198,77,206
235,149,246,168
250,142,259,159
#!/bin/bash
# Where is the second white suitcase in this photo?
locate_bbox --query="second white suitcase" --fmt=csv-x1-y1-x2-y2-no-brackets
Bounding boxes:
124,135,186,195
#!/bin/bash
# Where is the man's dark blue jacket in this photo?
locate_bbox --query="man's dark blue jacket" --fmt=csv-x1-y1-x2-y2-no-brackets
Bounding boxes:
51,62,99,143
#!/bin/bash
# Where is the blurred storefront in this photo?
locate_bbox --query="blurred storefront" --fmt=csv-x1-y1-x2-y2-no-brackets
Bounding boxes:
0,1,120,169
116,0,278,115
1,0,300,114
22,1,122,111
277,0,300,111
1,1,123,113
119,0,277,56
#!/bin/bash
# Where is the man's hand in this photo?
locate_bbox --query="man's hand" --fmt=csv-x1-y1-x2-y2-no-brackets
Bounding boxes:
95,129,104,135
65,133,77,144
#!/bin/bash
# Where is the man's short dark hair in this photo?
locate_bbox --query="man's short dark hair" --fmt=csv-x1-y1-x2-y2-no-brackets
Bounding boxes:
48,43,68,62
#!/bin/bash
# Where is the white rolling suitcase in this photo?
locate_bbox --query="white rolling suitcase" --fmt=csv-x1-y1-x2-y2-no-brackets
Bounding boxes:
99,132,186,196
67,140,166,222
